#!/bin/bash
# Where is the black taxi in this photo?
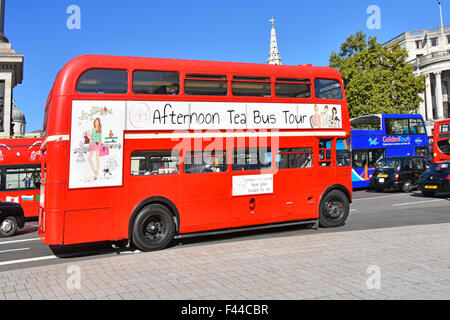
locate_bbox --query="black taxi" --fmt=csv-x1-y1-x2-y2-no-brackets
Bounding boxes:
369,156,427,192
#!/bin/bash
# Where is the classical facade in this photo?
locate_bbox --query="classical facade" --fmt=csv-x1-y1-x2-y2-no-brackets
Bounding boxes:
0,0,25,136
384,25,450,131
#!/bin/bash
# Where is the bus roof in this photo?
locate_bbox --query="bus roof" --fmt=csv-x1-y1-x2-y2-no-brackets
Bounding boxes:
51,54,344,97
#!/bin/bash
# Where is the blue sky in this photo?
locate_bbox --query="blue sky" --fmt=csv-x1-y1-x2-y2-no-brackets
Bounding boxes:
5,0,448,131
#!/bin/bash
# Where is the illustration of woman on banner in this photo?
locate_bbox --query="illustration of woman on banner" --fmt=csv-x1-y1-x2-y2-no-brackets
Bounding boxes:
310,104,321,128
331,107,341,128
88,117,102,180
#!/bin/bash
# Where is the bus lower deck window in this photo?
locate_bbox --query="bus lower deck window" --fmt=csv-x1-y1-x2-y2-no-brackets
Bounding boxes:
319,139,332,166
277,148,313,169
184,151,227,173
232,148,272,171
131,151,179,176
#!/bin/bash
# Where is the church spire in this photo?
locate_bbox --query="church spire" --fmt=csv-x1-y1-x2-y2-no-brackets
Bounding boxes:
267,17,282,65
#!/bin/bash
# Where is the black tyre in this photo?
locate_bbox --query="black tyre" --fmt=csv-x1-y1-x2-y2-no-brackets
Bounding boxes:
402,180,413,193
131,204,175,251
319,190,349,228
0,216,19,238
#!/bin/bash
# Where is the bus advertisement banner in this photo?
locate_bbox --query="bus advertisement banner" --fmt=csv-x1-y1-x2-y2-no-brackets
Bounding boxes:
69,100,125,189
126,101,343,130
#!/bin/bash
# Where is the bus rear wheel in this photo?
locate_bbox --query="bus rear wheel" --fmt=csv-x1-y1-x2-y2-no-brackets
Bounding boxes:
131,204,175,251
319,190,349,228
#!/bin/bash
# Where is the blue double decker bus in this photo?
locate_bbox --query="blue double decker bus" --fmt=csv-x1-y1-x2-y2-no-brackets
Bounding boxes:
351,114,429,189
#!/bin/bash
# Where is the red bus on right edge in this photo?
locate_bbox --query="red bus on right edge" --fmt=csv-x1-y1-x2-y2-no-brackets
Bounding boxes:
39,55,352,251
431,119,450,162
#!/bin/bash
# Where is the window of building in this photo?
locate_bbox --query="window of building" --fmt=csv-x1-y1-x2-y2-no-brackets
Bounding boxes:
431,37,438,47
447,35,450,44
319,139,332,167
5,166,41,190
133,71,180,95
232,147,272,171
232,76,271,97
415,40,423,49
277,148,313,169
275,78,311,98
314,79,343,100
77,69,128,94
131,150,179,176
184,150,227,173
184,74,227,96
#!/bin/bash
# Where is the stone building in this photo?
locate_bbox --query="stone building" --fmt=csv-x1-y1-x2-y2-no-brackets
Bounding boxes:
0,0,25,136
384,25,450,131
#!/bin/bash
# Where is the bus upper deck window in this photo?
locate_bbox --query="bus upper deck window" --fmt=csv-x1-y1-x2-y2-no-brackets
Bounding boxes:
133,71,180,95
232,76,271,97
275,78,311,98
314,79,343,100
184,74,227,96
76,69,128,94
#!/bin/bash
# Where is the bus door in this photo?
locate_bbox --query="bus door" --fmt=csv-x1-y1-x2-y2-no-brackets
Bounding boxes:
230,146,276,227
180,149,231,233
275,142,316,221
335,138,352,187
316,138,335,190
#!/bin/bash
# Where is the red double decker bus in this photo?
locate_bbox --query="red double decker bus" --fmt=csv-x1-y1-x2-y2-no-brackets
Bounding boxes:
0,136,42,218
431,119,450,162
39,55,352,251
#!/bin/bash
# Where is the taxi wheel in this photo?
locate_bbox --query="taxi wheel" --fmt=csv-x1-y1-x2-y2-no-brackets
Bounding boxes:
0,216,19,238
402,180,413,193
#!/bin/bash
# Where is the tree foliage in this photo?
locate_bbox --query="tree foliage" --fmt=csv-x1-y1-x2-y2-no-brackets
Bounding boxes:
330,31,425,118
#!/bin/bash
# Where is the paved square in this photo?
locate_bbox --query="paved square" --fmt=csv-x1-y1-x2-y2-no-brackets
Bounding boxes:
1,222,450,300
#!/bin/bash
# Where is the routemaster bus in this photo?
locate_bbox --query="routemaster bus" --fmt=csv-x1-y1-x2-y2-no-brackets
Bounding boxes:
0,136,42,218
39,55,352,251
431,119,450,162
350,114,429,189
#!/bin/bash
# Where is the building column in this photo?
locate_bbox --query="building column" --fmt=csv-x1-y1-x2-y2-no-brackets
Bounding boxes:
435,71,444,119
418,92,426,119
425,73,434,121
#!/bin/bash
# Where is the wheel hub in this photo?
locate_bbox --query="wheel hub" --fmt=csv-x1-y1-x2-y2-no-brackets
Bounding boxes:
0,219,13,233
325,200,344,219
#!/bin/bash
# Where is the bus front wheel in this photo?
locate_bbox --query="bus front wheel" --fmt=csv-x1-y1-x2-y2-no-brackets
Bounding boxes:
131,204,175,251
319,190,349,228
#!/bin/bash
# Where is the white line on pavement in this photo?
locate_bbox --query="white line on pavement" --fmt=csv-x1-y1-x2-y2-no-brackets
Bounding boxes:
0,238,41,246
393,199,447,207
0,247,30,254
353,194,411,201
0,255,57,266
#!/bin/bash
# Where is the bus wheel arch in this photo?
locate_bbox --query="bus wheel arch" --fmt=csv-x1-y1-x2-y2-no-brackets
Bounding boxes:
128,196,180,244
318,185,351,228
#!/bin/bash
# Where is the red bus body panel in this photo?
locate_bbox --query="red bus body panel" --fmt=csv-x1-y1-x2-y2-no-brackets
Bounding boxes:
432,119,450,162
39,55,352,245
